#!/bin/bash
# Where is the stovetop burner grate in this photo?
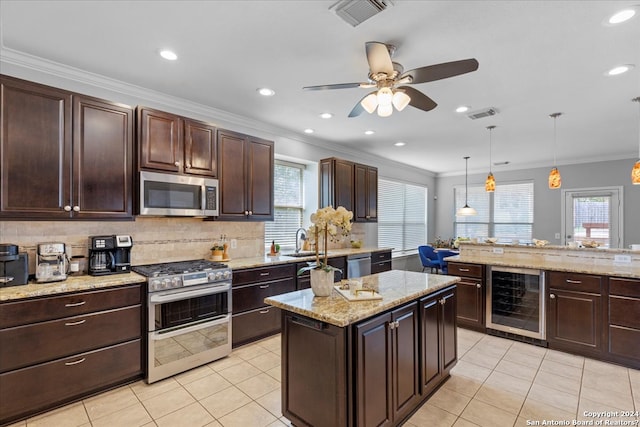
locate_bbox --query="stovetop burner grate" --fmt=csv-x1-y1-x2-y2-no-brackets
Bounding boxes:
132,259,227,277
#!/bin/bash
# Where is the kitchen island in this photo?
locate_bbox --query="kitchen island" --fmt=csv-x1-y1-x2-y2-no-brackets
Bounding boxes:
265,270,460,427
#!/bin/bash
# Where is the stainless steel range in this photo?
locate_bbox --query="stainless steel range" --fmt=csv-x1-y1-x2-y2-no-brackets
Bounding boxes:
132,259,232,383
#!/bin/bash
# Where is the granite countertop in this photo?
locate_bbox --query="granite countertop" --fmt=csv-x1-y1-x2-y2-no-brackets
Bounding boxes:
265,270,460,327
0,272,147,302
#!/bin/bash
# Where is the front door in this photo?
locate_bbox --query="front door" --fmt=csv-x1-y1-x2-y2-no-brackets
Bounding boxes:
562,187,623,248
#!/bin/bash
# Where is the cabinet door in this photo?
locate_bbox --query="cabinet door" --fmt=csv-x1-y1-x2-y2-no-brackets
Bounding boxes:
138,107,182,172
391,303,420,422
456,278,484,330
319,158,354,211
440,288,458,372
217,130,248,219
355,164,378,222
355,311,392,427
246,136,274,220
184,118,217,177
547,288,602,353
1,76,72,219
420,296,442,396
73,95,133,219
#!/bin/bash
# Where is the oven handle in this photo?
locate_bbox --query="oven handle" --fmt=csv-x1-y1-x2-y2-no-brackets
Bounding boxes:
151,315,231,340
149,283,231,304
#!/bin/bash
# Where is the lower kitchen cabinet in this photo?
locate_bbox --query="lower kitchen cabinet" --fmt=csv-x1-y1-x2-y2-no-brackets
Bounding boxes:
607,277,640,369
447,262,485,331
371,249,392,274
0,284,143,425
232,263,296,347
547,271,603,357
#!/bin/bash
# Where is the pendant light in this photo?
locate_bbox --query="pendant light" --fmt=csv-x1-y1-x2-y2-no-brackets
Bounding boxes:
632,97,640,185
548,112,562,189
457,156,477,216
485,125,496,192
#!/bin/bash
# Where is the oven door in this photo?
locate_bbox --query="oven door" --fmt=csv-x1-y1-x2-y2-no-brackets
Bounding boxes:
150,284,230,331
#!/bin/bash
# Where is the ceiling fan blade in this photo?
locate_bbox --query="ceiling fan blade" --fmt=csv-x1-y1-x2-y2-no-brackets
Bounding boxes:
401,58,479,84
365,41,394,75
398,86,437,112
303,82,368,91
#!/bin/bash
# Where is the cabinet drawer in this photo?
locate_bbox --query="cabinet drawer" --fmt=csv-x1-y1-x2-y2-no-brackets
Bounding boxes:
448,262,483,279
0,339,141,425
232,306,281,347
609,325,640,361
548,272,602,294
232,278,295,313
371,250,391,263
232,264,295,286
0,305,141,373
610,277,640,298
371,260,392,274
0,284,142,328
609,296,640,329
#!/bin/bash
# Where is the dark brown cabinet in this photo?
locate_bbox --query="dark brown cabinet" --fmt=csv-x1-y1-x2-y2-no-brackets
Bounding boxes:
355,301,420,426
319,157,379,222
231,263,295,347
547,271,603,356
607,277,640,369
371,250,392,274
447,262,485,331
420,287,457,397
138,107,217,176
354,163,378,222
0,284,143,425
0,75,134,219
217,129,274,220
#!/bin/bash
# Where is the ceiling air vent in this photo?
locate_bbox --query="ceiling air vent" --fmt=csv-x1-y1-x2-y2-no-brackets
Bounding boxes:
330,0,394,27
467,107,498,120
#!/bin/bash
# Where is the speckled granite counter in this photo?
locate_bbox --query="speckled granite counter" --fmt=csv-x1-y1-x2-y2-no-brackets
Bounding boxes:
448,243,640,279
265,269,460,327
0,272,146,302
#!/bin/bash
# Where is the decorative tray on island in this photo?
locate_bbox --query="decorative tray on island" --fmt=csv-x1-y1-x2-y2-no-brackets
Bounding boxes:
334,285,382,301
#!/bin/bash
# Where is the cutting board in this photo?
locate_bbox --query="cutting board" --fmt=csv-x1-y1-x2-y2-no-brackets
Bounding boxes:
334,285,382,301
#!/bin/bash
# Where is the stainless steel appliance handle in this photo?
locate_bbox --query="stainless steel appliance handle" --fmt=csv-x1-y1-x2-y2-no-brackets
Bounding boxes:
149,283,231,304
151,315,230,340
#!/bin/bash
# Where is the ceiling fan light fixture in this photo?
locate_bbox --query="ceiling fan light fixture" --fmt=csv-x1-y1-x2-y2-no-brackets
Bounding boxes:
392,91,411,111
361,93,378,114
377,87,393,107
377,103,393,117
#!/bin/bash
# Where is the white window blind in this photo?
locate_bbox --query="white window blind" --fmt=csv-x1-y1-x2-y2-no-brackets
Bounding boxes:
264,161,304,248
454,181,534,241
378,179,427,251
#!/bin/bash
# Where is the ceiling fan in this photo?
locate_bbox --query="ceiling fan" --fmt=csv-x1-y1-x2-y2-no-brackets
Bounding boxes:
303,41,479,117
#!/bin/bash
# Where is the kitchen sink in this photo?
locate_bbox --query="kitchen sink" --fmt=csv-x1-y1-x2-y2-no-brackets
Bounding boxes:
281,252,322,258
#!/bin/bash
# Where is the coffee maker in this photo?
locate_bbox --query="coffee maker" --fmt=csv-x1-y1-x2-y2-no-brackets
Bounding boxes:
36,242,68,283
89,235,133,276
1,243,29,287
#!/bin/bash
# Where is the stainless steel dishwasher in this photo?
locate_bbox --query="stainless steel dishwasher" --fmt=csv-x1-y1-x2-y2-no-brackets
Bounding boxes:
347,253,371,278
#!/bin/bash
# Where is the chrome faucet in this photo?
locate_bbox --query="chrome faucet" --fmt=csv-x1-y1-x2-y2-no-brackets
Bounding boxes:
295,228,307,253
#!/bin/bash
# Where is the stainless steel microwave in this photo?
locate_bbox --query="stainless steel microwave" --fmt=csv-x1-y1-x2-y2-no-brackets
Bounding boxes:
139,171,218,217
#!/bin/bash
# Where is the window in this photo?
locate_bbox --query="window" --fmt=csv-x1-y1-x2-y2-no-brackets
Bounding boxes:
265,161,304,248
378,179,427,252
454,181,534,241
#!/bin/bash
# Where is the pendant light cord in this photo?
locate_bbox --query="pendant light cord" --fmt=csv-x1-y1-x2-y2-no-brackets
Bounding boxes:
635,97,640,158
464,156,470,205
550,112,562,166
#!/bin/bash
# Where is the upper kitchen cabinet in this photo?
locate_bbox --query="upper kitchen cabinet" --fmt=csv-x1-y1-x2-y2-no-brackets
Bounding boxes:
354,163,378,222
319,157,378,222
137,107,217,177
217,129,274,221
0,75,134,220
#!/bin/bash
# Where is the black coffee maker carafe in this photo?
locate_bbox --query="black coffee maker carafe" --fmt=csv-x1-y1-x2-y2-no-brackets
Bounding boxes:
88,235,133,276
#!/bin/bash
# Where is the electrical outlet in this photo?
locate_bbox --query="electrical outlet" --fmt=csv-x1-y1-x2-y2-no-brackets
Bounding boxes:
493,247,504,254
230,239,237,249
555,233,561,239
614,254,632,264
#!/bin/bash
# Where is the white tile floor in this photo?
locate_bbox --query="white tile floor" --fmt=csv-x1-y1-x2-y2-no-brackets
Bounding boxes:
8,328,640,427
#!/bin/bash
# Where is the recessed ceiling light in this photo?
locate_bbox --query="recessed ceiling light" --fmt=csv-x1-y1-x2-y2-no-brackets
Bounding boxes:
159,50,178,61
606,64,635,76
320,112,333,119
394,141,406,147
364,130,375,135
304,128,314,134
608,8,636,24
257,88,275,96
455,106,470,113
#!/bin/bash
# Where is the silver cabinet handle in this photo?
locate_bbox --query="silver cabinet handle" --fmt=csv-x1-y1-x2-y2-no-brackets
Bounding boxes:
65,301,86,307
550,294,556,299
174,161,180,167
259,284,269,289
566,279,582,284
476,283,482,288
249,210,253,215
439,298,446,305
459,268,470,272
259,309,270,314
244,210,249,215
65,358,86,366
395,320,400,328
389,321,395,330
65,319,86,326
64,205,72,212
187,163,191,168
259,272,270,276
73,205,80,212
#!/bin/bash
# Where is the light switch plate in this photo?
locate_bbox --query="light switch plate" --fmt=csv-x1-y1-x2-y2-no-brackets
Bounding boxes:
614,254,631,264
493,247,504,254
